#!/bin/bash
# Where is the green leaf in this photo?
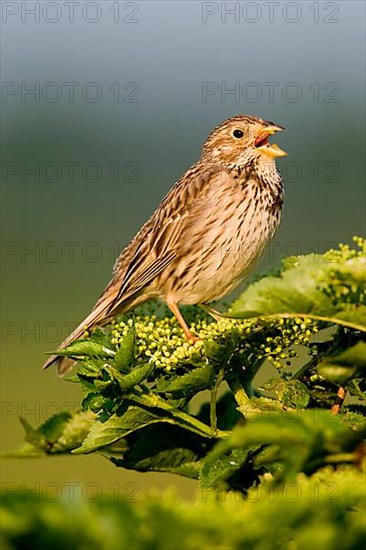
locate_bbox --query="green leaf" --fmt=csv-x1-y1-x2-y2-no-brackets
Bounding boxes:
199,447,251,488
19,418,48,451
5,412,93,457
72,407,172,453
336,305,366,328
204,334,238,364
51,339,114,358
264,379,310,408
317,341,366,383
328,341,366,368
116,362,153,391
317,364,358,384
82,393,107,412
1,443,47,459
20,412,76,451
159,364,214,396
230,254,366,332
1,469,365,549
77,361,104,378
38,411,73,442
111,423,205,476
73,397,215,454
114,326,135,372
49,412,94,453
201,410,359,488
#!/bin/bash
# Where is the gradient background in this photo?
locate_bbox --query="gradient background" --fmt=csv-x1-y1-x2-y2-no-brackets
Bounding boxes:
1,1,365,500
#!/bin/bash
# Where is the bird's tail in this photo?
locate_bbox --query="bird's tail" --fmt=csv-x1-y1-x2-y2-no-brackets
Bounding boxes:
42,297,116,375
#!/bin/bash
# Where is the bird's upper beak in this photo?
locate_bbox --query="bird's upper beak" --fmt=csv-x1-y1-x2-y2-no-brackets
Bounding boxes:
254,125,287,158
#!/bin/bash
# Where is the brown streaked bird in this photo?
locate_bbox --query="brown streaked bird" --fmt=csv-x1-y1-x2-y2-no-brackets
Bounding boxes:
44,114,287,374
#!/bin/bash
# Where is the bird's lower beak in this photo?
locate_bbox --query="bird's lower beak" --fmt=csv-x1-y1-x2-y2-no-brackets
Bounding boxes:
254,125,287,158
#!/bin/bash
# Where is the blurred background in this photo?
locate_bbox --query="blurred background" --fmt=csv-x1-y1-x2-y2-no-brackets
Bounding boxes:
1,1,365,500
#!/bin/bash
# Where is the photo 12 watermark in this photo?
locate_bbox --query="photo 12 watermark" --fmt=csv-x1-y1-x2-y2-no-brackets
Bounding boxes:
1,1,140,24
1,481,140,503
201,81,340,104
1,321,81,345
1,81,140,104
201,2,340,24
1,240,124,264
1,400,83,423
201,479,339,503
1,161,139,184
1,238,341,267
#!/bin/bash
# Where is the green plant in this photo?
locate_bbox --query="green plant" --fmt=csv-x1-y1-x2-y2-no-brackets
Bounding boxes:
2,238,365,548
1,468,365,550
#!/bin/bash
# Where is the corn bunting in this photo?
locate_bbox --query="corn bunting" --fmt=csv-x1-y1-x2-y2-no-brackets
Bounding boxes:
44,114,286,373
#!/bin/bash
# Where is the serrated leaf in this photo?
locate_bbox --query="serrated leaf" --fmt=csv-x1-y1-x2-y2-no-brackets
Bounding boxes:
280,380,310,408
82,393,106,412
110,423,204,476
38,411,72,442
73,401,212,454
72,407,167,453
262,379,309,408
199,448,250,487
116,362,153,391
49,412,93,453
230,255,366,332
341,410,366,430
345,379,366,401
201,410,357,487
160,364,214,396
77,360,105,377
19,418,48,450
9,412,93,457
114,326,135,372
51,339,114,358
204,335,237,365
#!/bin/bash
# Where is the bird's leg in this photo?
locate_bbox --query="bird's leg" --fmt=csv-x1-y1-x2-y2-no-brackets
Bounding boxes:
200,303,225,322
167,301,200,342
331,386,347,415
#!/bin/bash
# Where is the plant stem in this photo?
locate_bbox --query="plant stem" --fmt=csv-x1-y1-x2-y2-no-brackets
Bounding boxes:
210,369,225,435
225,312,366,333
228,378,252,409
126,391,227,438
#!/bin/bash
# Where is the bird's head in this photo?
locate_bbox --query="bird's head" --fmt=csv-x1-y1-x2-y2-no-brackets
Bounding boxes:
202,115,287,168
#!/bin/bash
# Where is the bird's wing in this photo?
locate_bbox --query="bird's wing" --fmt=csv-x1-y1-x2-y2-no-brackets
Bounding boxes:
44,164,231,373
107,162,226,310
111,250,176,306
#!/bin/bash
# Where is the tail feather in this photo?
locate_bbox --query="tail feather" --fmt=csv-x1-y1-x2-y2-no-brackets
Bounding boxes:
43,299,115,375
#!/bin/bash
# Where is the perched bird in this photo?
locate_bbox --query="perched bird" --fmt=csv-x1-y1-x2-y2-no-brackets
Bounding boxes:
44,114,287,374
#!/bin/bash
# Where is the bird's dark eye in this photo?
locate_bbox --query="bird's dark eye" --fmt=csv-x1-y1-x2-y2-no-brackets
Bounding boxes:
233,129,244,139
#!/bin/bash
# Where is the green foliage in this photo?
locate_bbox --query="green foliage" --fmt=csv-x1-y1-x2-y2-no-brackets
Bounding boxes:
200,410,364,488
1,468,365,550
2,237,366,547
230,236,366,332
3,412,93,458
7,238,366,480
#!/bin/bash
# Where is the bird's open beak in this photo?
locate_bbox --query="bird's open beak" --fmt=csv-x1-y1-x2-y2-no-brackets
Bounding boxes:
254,125,287,158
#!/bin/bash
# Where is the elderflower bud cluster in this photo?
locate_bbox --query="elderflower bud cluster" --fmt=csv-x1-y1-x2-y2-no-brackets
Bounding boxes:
323,236,365,262
256,318,317,369
109,313,318,372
